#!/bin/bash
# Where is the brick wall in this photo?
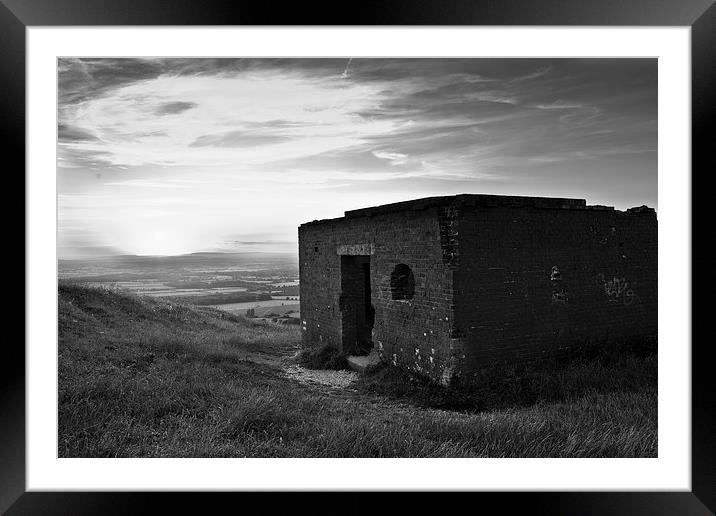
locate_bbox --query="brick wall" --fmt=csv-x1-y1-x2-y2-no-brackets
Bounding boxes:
298,207,461,384
299,195,658,386
453,205,657,379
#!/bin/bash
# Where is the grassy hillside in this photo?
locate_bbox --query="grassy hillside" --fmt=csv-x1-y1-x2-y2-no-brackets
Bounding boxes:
58,282,657,457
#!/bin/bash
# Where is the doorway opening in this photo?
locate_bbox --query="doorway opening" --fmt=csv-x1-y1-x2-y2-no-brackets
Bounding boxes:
339,255,374,355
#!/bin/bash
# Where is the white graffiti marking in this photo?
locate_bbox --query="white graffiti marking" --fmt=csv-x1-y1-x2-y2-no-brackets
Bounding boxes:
596,273,635,306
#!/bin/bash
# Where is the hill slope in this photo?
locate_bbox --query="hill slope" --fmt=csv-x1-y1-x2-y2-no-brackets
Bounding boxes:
58,282,657,458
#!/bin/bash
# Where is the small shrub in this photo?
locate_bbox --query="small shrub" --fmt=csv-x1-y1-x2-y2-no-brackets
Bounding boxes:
297,345,348,370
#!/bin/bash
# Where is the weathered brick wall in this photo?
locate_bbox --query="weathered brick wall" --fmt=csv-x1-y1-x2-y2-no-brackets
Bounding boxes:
298,207,462,384
299,195,657,386
452,205,658,380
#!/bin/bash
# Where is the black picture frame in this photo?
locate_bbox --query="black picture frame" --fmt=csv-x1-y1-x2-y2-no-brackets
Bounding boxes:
4,1,712,514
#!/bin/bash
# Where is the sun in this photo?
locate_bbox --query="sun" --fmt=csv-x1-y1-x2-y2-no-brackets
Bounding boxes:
118,229,200,256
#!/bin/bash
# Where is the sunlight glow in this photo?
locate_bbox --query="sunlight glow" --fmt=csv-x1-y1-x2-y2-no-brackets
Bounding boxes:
114,226,200,256
57,58,658,258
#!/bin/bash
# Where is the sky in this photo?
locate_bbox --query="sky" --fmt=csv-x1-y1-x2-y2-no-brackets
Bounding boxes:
57,58,657,258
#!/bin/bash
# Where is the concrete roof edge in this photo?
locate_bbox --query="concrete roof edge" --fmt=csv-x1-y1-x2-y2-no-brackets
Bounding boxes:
299,194,655,228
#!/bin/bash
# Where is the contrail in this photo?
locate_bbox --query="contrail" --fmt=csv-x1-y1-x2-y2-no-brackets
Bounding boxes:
340,57,353,79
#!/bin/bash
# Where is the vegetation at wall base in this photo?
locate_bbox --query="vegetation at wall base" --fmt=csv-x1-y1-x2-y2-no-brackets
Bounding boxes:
356,339,657,414
296,345,348,370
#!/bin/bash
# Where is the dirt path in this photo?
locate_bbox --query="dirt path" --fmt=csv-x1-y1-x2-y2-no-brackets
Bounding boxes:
234,343,433,415
224,341,453,419
282,364,359,389
237,346,361,390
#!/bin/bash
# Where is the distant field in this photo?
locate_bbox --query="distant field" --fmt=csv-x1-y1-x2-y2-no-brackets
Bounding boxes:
58,282,657,458
57,252,300,306
211,300,300,318
59,274,298,307
144,287,250,297
163,291,272,306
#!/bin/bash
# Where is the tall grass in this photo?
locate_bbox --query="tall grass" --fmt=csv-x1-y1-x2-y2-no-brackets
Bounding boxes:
58,281,657,458
357,339,657,413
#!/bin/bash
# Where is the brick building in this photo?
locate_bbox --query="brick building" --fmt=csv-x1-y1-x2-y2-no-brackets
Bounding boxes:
298,194,657,385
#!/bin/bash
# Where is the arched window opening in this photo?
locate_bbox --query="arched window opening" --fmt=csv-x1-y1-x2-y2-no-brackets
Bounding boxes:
391,264,415,300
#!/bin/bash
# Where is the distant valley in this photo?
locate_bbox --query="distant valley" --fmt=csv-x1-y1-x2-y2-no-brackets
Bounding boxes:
59,252,300,319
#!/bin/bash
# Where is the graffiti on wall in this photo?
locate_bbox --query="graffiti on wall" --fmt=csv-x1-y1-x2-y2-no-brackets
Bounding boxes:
550,266,568,303
596,273,635,306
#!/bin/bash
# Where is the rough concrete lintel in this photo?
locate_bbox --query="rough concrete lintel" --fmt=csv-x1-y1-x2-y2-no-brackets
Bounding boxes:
337,243,374,255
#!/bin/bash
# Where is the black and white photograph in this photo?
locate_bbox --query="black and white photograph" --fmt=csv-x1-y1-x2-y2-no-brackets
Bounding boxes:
57,57,658,458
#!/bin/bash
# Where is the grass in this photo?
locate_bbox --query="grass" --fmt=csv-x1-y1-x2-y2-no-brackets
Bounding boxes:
357,339,657,413
296,345,348,370
58,281,657,458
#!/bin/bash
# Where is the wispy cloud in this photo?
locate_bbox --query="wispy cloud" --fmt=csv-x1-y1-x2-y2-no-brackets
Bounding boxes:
533,100,584,110
58,124,100,143
57,58,657,257
189,131,293,148
154,101,198,116
372,150,408,165
340,57,353,79
102,179,192,189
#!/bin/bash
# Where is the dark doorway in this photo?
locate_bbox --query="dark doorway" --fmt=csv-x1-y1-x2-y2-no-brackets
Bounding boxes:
340,255,374,355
